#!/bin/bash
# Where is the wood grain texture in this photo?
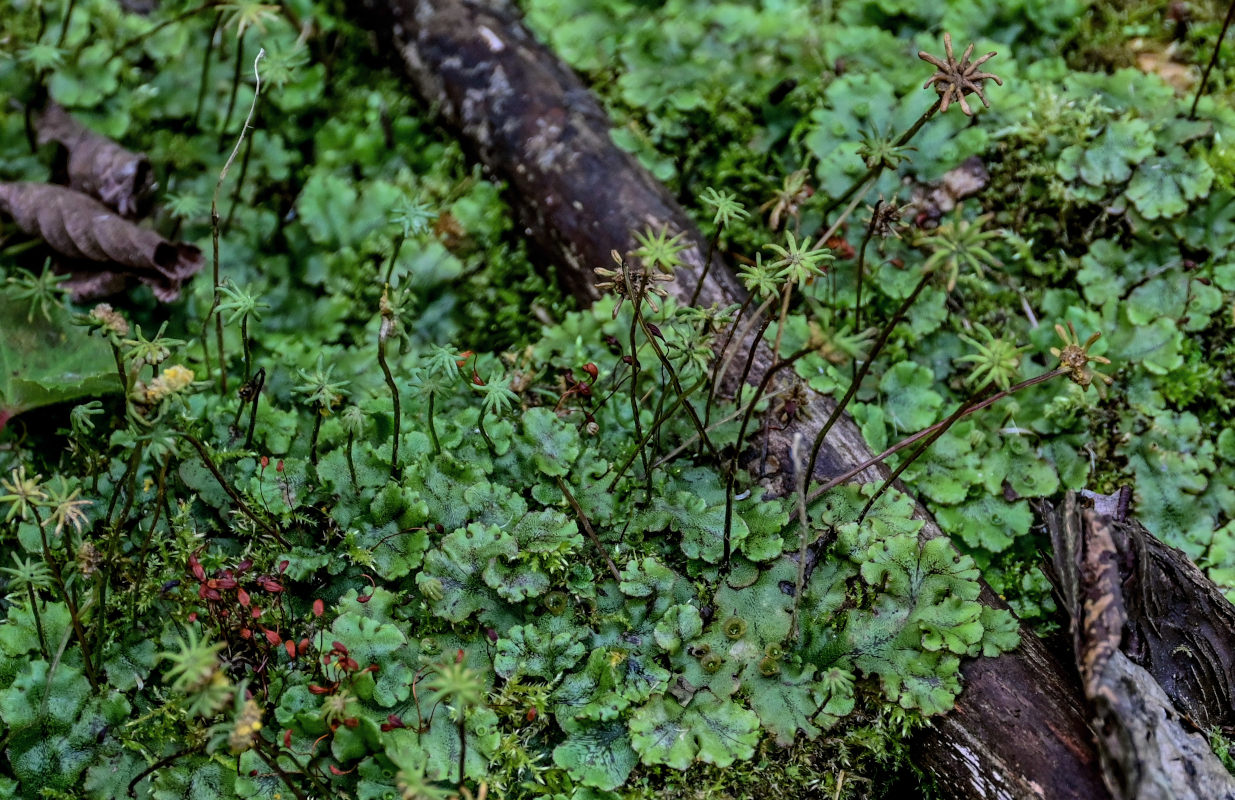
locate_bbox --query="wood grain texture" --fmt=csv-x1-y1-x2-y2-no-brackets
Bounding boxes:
352,2,1110,797
1044,493,1235,800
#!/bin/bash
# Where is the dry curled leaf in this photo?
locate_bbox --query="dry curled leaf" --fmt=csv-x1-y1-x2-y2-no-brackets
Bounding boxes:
35,103,154,217
0,182,202,302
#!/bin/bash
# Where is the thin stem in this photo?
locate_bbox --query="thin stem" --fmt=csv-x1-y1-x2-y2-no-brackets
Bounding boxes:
608,377,705,492
806,272,931,482
239,314,252,381
723,345,813,566
132,452,173,624
853,199,881,336
224,118,254,233
107,1,223,66
1191,0,1235,119
181,432,288,546
805,368,1068,505
377,332,401,477
97,437,147,659
427,391,440,456
127,745,204,798
653,390,784,470
705,291,756,427
220,35,245,138
855,382,985,526
55,0,76,48
624,280,651,504
244,367,265,450
632,301,720,463
816,99,941,225
477,409,495,454
712,296,776,403
688,229,720,307
30,505,99,688
811,185,868,253
557,477,622,581
385,233,405,285
253,737,312,800
192,12,224,128
206,48,265,394
27,584,49,660
772,282,794,364
346,431,358,488
308,409,323,464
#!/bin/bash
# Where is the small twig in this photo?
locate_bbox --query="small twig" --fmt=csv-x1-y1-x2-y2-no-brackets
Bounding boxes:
1191,0,1235,119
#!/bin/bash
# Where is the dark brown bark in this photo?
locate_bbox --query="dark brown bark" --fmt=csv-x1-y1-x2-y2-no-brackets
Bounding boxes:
351,2,1110,797
1043,492,1235,800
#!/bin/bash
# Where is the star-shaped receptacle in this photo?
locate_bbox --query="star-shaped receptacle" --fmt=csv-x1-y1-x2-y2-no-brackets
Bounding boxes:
918,32,1003,116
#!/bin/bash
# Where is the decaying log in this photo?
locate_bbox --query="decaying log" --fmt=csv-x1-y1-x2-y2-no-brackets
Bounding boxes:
351,2,1109,797
1043,492,1235,800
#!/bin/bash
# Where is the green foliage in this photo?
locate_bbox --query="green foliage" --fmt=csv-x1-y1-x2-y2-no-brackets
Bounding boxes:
0,290,119,428
7,0,1235,797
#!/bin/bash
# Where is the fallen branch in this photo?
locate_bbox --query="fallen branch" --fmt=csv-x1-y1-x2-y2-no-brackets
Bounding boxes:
1042,491,1235,800
352,2,1109,796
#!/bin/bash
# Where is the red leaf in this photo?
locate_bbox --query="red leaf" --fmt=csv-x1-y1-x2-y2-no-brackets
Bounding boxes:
263,628,282,646
312,598,324,618
308,684,331,695
329,764,344,776
332,641,349,656
283,729,293,748
285,640,296,660
188,555,205,582
279,560,289,574
237,588,250,607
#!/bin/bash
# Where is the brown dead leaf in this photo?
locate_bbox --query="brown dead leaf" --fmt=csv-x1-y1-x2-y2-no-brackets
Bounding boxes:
0,182,202,302
35,103,155,217
1130,39,1195,94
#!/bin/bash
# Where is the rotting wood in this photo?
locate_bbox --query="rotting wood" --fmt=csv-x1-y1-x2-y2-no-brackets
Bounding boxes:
352,2,1111,797
1043,492,1235,800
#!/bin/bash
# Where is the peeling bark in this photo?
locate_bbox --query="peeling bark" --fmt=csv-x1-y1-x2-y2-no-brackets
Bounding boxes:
351,2,1110,797
1043,492,1235,800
